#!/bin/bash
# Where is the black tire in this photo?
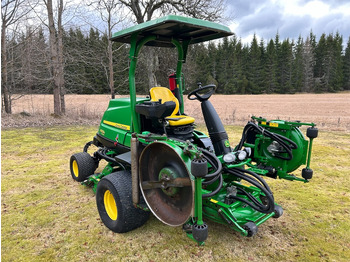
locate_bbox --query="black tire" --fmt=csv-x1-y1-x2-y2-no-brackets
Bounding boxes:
243,221,258,237
192,223,208,242
96,170,150,233
306,127,318,139
302,168,313,180
70,152,97,182
273,205,284,218
191,158,208,178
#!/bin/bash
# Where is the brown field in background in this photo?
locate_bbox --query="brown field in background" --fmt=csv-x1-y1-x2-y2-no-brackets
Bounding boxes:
6,92,350,130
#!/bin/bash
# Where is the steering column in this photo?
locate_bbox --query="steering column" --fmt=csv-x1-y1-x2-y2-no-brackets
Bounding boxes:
188,83,232,156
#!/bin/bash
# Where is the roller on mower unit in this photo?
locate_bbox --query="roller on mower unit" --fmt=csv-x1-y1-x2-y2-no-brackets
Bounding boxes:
69,15,318,245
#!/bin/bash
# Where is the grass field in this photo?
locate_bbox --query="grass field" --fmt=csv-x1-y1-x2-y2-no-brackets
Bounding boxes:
1,125,350,261
5,92,350,130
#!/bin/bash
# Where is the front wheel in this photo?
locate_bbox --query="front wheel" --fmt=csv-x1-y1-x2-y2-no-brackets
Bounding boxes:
70,152,97,182
243,221,258,237
96,170,150,233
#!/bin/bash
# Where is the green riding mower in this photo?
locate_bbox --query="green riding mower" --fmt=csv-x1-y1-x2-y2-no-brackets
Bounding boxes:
70,15,318,244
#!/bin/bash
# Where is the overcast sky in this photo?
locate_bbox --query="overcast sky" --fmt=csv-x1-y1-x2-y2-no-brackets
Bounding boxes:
225,0,350,45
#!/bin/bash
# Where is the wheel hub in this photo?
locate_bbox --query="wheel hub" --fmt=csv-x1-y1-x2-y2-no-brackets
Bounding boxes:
72,160,79,178
104,190,118,220
158,167,180,196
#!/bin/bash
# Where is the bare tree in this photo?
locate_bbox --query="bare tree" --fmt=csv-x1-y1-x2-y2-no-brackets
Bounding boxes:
119,0,225,23
43,0,65,115
118,0,226,88
87,0,126,98
1,0,31,113
303,37,315,92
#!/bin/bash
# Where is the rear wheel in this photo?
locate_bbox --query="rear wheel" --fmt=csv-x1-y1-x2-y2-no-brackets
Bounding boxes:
70,152,97,182
96,170,150,233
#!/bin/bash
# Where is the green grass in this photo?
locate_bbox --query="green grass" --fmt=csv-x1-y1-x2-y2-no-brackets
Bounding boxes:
2,125,350,261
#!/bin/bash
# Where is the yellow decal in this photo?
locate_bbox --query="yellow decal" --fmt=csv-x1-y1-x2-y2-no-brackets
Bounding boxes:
269,122,279,127
210,199,218,204
99,129,105,135
261,121,266,125
103,120,130,131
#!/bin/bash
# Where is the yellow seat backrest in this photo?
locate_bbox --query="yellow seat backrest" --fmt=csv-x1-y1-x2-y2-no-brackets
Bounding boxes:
150,87,179,116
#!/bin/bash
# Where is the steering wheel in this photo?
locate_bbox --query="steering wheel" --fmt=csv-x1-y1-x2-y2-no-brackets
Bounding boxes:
187,83,216,102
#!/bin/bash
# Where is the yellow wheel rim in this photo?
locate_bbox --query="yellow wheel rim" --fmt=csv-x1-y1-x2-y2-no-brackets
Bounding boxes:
72,160,79,178
104,190,118,220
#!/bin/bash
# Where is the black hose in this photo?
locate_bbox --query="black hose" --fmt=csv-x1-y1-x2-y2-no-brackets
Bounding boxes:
225,168,275,213
200,148,222,179
234,167,272,193
202,174,223,198
197,144,274,213
202,172,220,185
96,148,117,164
236,188,262,206
236,122,297,160
83,141,93,152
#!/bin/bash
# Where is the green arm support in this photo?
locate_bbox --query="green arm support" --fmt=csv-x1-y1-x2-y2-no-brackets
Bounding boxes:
129,34,156,133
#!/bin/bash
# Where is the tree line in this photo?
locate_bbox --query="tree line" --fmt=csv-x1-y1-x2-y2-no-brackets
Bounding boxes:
5,27,350,95
2,0,350,115
1,0,224,114
193,32,350,94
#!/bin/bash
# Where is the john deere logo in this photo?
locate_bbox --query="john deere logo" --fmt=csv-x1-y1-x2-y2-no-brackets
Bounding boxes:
224,140,230,147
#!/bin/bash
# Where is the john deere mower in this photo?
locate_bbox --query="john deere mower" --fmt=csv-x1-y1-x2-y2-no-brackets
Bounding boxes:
70,15,318,244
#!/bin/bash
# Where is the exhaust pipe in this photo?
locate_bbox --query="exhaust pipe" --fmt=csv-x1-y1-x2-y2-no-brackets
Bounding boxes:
131,133,139,205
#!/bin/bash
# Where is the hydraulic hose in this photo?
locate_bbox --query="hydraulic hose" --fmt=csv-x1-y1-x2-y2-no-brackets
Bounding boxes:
225,168,275,214
197,146,275,214
236,122,297,160
96,148,117,164
234,167,272,193
200,148,222,179
202,174,223,198
198,148,224,194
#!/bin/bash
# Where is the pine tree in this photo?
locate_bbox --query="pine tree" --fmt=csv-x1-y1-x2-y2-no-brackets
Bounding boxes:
292,36,305,92
276,38,293,93
248,34,262,93
314,33,327,92
232,38,248,94
343,37,350,90
329,32,343,91
264,39,278,93
259,38,266,92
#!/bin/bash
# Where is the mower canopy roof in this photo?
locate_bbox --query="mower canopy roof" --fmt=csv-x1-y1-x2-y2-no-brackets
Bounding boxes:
111,15,233,47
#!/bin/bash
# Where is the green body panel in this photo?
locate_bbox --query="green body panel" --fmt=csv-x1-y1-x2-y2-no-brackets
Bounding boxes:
242,117,316,182
254,120,308,173
98,97,148,147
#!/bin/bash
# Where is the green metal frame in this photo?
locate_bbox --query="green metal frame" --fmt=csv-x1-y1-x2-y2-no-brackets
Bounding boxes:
111,15,232,133
128,36,189,132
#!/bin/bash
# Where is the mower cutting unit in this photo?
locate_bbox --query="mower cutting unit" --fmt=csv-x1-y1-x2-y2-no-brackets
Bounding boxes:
70,15,318,245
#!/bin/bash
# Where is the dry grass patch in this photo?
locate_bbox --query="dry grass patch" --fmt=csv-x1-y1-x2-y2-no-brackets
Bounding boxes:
1,125,350,261
5,92,350,130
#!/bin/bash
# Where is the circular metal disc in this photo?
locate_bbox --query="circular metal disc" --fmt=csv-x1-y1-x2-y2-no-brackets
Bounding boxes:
139,142,194,226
